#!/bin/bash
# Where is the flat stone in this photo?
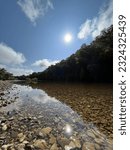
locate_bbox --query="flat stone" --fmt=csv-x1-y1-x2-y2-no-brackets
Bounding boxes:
49,134,56,144
50,143,58,150
2,124,7,131
57,137,70,148
87,130,96,139
68,141,76,149
17,133,26,142
34,139,48,149
40,127,52,135
71,139,81,148
94,138,104,145
17,143,25,150
82,142,95,150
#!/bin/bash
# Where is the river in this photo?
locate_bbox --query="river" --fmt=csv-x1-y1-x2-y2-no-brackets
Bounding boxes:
0,82,112,149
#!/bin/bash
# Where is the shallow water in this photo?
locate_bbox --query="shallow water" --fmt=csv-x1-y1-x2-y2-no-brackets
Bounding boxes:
0,83,112,149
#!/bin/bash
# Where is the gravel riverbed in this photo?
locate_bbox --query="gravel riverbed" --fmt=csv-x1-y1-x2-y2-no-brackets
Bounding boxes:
0,81,112,150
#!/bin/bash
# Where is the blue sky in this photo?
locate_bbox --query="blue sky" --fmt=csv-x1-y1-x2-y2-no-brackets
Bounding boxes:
0,0,112,76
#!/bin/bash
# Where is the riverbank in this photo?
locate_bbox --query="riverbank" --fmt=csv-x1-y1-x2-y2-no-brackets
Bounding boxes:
0,81,112,149
0,80,13,108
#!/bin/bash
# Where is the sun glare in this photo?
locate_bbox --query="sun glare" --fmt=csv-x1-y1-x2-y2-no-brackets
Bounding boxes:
64,33,72,43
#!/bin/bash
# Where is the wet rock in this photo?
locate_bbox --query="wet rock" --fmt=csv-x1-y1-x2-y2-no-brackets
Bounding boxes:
94,143,100,150
17,143,25,150
17,133,26,142
0,136,6,140
24,144,34,150
1,144,13,150
10,130,18,138
34,139,48,149
82,142,95,150
70,137,81,148
8,117,14,121
2,124,8,131
94,138,104,145
87,130,96,139
39,127,52,136
70,148,81,150
50,143,59,150
49,134,56,144
0,92,4,96
66,141,80,150
57,137,70,148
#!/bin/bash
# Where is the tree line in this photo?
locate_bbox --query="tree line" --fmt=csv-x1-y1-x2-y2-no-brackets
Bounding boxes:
0,68,14,80
20,25,113,83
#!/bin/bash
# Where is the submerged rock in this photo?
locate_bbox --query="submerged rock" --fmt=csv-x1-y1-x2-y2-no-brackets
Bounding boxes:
34,139,48,149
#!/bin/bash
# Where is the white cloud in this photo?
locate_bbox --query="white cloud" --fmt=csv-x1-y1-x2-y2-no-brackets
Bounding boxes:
17,0,54,25
0,64,6,69
32,59,60,68
0,43,26,65
77,0,113,39
0,43,32,76
8,67,33,76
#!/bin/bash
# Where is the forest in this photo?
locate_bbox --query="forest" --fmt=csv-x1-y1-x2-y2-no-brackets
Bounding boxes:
19,25,113,82
0,68,13,80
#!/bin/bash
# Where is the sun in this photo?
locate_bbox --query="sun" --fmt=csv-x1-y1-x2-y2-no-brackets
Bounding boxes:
64,33,72,43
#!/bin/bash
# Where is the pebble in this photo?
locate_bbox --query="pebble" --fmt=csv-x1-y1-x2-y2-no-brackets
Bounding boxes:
50,143,59,150
2,124,8,131
57,137,70,148
42,127,52,134
17,133,26,142
34,139,48,149
49,134,56,144
82,142,95,150
87,130,96,139
71,138,81,148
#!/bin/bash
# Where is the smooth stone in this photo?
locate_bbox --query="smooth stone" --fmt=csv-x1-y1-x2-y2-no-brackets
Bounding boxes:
94,138,104,144
34,139,48,149
40,127,52,136
1,144,13,149
2,124,7,131
50,143,59,150
11,131,18,138
17,133,26,142
49,134,56,144
71,139,81,148
68,141,76,149
87,130,96,139
57,137,70,148
17,143,25,150
82,142,95,150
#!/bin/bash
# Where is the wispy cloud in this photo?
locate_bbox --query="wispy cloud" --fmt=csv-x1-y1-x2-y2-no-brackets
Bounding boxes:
32,59,60,68
17,0,54,25
0,43,26,65
77,0,113,39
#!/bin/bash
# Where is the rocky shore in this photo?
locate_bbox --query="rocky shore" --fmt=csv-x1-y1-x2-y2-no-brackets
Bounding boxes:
0,81,112,149
0,81,13,108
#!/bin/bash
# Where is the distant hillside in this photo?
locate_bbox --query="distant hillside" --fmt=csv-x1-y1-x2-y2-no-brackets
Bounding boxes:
28,25,113,83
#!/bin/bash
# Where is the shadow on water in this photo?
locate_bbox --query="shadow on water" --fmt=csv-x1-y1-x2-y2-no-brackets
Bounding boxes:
0,82,112,149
